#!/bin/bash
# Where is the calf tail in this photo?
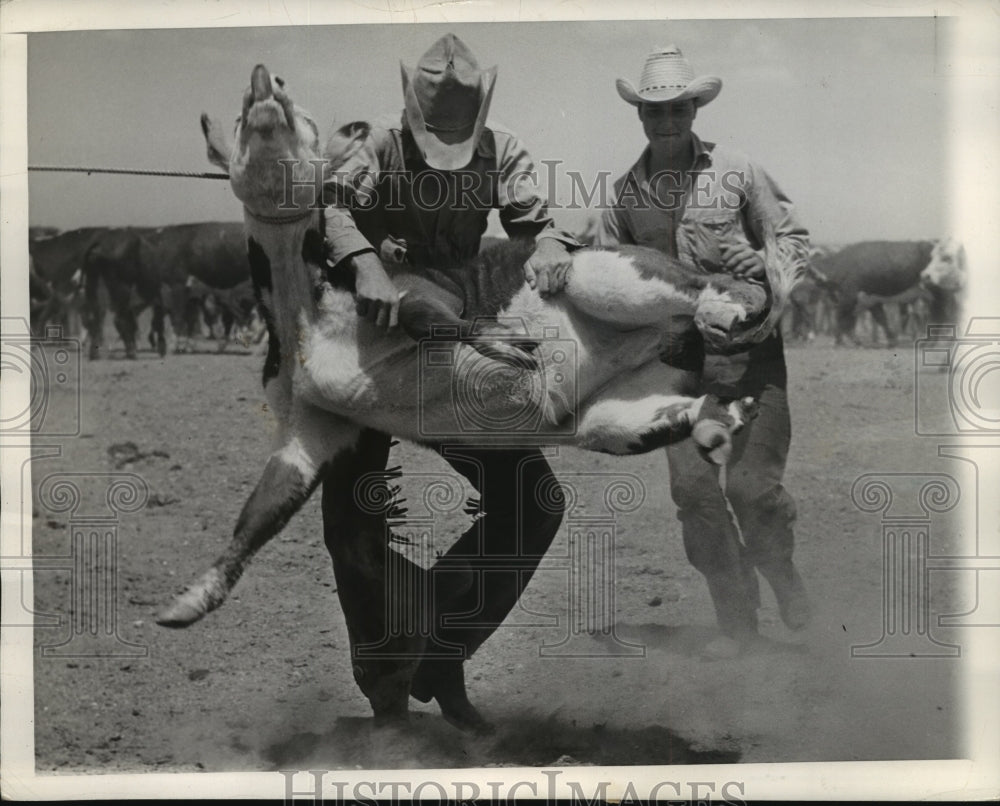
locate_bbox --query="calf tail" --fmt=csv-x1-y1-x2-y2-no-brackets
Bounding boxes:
743,221,807,346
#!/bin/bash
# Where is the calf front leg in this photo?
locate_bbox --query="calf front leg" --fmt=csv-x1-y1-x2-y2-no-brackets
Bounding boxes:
157,405,362,627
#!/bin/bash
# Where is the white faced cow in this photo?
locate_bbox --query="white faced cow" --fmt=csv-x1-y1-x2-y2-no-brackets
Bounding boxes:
157,65,795,722
814,238,965,347
921,237,967,294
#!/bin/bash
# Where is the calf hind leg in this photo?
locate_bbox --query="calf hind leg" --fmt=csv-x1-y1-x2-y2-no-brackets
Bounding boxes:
574,362,755,461
396,276,537,369
157,407,361,627
690,396,758,464
573,363,703,454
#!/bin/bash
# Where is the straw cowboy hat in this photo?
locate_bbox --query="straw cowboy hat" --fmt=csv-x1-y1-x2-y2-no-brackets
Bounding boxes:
616,45,721,107
400,33,497,171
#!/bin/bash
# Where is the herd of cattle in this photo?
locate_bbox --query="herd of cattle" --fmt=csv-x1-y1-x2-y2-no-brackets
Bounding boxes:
28,222,263,357
786,238,965,346
28,223,966,355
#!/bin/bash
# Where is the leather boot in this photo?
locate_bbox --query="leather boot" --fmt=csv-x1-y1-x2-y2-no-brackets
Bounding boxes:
410,658,494,735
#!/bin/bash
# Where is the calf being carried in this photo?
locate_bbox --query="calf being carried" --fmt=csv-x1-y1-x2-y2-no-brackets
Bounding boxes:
157,65,795,722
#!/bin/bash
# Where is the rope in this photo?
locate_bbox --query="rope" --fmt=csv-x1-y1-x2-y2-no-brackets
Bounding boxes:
28,165,229,180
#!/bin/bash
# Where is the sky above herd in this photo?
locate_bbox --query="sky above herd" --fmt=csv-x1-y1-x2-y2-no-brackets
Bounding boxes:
8,4,994,257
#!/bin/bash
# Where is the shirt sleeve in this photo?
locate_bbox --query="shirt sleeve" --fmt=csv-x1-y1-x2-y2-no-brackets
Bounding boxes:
494,132,581,249
743,160,810,292
323,130,384,266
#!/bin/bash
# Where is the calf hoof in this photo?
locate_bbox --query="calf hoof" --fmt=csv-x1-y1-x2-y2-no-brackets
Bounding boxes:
155,568,227,628
692,419,732,465
733,396,759,429
155,598,206,628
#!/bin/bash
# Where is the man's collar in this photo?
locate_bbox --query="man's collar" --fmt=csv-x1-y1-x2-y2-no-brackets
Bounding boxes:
633,132,713,185
691,132,713,164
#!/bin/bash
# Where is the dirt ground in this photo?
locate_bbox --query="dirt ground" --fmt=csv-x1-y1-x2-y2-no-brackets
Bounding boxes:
28,329,968,773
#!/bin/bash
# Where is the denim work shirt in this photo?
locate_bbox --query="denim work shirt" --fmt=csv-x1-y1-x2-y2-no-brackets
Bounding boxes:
595,134,811,394
324,113,576,270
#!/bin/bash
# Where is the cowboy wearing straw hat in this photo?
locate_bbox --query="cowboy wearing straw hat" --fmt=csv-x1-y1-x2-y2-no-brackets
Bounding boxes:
594,45,813,660
321,33,577,732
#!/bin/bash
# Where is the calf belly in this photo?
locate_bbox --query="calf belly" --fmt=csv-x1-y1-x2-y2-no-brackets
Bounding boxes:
296,283,666,446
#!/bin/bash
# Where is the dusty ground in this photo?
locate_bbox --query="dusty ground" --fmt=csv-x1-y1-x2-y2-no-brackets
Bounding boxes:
28,330,968,773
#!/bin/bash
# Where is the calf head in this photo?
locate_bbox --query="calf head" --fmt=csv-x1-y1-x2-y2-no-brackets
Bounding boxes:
202,64,373,221
922,237,966,294
694,225,804,354
202,65,325,220
693,279,771,354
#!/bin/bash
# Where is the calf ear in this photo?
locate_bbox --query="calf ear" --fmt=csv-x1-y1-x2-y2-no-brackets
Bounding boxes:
201,113,233,171
323,121,371,171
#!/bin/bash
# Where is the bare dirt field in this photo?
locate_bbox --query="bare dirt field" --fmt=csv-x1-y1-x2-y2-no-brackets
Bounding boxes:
28,332,968,773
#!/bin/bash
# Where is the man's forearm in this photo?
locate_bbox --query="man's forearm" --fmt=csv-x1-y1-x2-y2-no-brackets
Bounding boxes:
325,206,378,267
535,227,585,251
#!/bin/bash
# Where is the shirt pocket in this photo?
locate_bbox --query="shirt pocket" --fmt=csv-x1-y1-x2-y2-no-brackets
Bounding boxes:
678,210,748,274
